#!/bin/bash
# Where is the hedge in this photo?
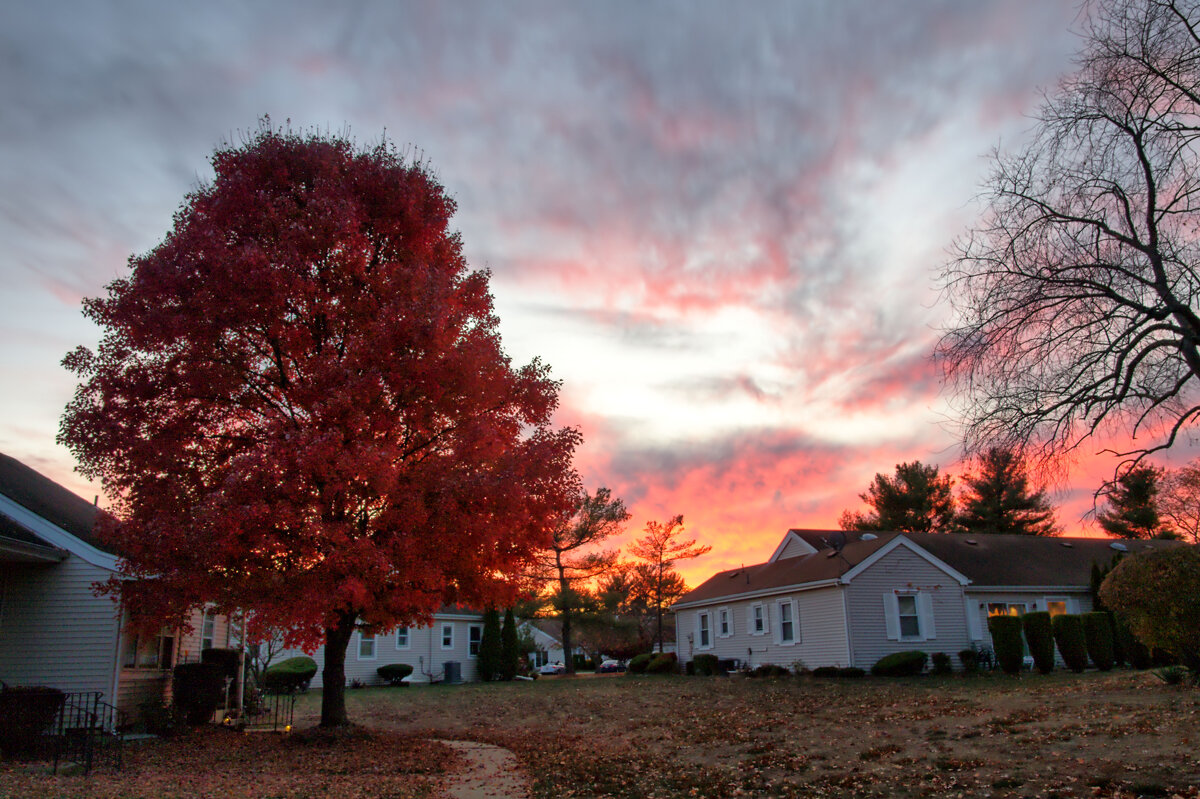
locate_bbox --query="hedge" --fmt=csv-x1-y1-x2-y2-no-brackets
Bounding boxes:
1021,611,1056,674
988,615,1025,675
627,653,653,674
1082,611,1115,671
692,653,721,676
201,647,241,679
957,649,978,673
1052,614,1089,673
646,652,678,675
261,655,318,693
173,662,224,725
750,664,790,678
0,686,65,755
930,652,953,675
377,663,414,685
871,650,927,677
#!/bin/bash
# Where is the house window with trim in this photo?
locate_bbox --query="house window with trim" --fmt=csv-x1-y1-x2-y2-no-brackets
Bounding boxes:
201,610,216,651
885,591,936,643
358,632,376,660
897,595,920,638
1045,599,1068,617
441,623,454,650
778,600,796,644
750,603,766,635
697,612,712,649
987,602,1026,617
718,607,731,637
122,628,176,669
468,624,483,657
396,627,410,649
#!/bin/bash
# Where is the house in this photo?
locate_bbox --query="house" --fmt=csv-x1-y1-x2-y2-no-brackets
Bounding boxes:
273,608,487,687
672,528,1178,671
0,452,238,723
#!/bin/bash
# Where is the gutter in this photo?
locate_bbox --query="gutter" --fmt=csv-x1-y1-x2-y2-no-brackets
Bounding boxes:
672,578,842,611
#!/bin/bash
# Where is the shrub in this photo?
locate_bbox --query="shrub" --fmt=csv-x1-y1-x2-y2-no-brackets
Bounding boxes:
500,609,519,681
931,652,953,675
1082,611,1115,671
0,686,66,755
627,653,653,674
1100,546,1200,672
1154,665,1189,685
988,615,1025,675
750,664,790,678
377,663,414,685
958,649,978,673
478,609,502,682
1123,623,1152,669
201,647,242,679
1021,611,1056,674
646,652,678,675
837,667,866,678
811,666,840,678
871,650,928,677
173,662,225,725
261,655,318,693
1052,614,1089,673
693,653,721,676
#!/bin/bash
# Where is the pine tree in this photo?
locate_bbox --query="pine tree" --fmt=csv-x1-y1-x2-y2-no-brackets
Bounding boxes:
500,608,519,681
839,461,957,533
956,448,1059,536
1097,465,1171,540
478,608,502,681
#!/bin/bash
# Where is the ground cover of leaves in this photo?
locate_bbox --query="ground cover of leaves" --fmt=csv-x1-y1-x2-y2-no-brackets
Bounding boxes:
312,670,1199,799
0,726,458,799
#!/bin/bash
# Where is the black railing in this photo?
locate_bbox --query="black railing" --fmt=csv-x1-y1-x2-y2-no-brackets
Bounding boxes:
51,691,126,774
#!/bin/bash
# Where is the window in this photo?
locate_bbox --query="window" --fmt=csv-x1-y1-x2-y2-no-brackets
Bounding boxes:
750,603,766,635
897,595,921,638
441,623,454,650
122,629,176,669
468,624,483,657
396,627,410,649
718,607,731,637
778,600,795,644
201,610,215,651
697,612,711,649
1045,599,1068,617
987,602,1027,617
358,632,376,660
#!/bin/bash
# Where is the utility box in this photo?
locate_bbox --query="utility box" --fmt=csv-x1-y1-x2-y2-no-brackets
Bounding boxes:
443,661,462,684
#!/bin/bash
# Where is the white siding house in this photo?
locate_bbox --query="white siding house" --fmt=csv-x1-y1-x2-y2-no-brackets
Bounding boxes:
674,528,1178,672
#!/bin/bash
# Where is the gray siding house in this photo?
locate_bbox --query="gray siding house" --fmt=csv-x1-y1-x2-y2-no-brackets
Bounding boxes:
674,528,1176,671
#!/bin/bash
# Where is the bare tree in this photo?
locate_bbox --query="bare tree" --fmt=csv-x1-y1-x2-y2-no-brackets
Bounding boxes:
938,0,1200,480
529,488,630,675
1159,458,1200,541
627,515,710,653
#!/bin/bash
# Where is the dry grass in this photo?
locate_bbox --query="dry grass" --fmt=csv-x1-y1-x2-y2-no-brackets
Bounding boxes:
3,669,1197,798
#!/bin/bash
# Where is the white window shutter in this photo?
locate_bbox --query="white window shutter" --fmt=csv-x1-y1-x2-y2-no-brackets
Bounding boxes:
883,593,900,640
918,592,936,640
794,601,802,644
746,605,754,632
965,597,983,641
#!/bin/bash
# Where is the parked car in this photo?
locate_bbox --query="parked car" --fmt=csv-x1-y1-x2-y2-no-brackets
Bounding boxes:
538,662,566,675
597,660,626,673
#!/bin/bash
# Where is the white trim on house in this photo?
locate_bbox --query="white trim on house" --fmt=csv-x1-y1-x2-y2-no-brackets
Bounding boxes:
967,585,1091,593
882,590,938,643
0,494,119,571
768,530,818,562
395,627,411,649
774,598,799,646
467,623,483,659
716,606,732,638
674,578,842,610
840,537,971,586
696,610,714,650
747,602,767,636
357,632,377,660
440,622,454,650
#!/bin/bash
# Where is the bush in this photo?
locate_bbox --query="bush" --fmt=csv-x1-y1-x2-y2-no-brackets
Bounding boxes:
750,664,790,678
988,615,1025,675
377,663,414,685
1082,611,1115,671
958,649,978,673
201,647,242,679
1100,546,1200,672
478,609,502,682
1154,665,1189,685
837,667,866,678
871,650,928,677
811,666,840,678
931,652,953,675
646,652,678,675
627,653,653,674
0,686,65,755
1021,611,1056,674
692,654,721,676
261,655,318,693
500,609,519,681
173,662,225,725
1052,614,1089,673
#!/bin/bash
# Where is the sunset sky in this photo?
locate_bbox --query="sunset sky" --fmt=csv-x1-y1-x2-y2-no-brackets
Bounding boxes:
4,1,1179,585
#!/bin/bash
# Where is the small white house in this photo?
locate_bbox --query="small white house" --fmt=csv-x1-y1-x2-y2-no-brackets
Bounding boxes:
673,528,1179,671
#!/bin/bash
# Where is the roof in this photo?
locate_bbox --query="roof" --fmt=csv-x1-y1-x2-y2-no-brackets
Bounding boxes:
0,452,112,554
676,529,1185,607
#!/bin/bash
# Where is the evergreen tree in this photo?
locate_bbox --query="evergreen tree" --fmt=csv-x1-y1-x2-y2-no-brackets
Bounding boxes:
839,461,957,533
956,448,1059,536
500,608,519,681
1097,465,1172,539
477,608,502,682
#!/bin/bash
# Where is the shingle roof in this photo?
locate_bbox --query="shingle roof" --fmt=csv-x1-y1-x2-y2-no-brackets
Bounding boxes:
676,529,1184,607
0,452,112,554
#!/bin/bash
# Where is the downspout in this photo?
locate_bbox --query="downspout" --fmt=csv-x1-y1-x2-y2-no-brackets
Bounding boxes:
840,582,854,668
109,602,126,722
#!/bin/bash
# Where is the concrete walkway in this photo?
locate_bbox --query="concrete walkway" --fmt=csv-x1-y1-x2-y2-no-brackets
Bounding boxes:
438,739,529,799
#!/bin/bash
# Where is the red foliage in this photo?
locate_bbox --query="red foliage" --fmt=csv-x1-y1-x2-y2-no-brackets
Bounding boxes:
59,123,580,722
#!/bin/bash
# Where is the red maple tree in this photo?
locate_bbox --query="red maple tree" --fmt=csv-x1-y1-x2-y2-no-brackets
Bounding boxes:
59,124,581,726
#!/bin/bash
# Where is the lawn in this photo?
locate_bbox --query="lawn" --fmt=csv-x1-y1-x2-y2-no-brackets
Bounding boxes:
2,670,1197,798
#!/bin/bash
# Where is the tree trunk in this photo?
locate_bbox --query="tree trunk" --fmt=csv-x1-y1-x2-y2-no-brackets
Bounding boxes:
319,610,358,727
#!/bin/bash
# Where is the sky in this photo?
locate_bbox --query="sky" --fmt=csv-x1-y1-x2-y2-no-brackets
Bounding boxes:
1,0,1158,586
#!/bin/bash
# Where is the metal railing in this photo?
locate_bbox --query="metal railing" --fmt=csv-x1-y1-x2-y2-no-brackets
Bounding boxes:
51,691,126,775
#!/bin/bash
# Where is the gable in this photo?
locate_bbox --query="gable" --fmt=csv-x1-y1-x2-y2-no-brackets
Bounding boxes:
840,537,971,586
769,529,818,562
